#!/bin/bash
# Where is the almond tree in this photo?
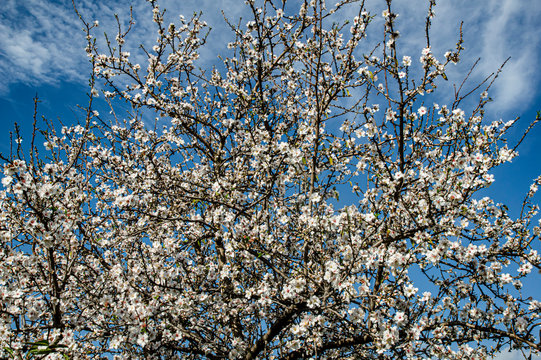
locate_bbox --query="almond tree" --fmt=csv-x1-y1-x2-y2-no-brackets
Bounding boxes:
1,0,540,359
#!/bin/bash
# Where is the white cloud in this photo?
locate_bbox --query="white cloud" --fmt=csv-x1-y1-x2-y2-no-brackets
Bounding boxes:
0,26,49,78
0,0,89,92
492,348,541,360
477,0,541,116
0,0,247,95
0,0,539,117
392,0,541,117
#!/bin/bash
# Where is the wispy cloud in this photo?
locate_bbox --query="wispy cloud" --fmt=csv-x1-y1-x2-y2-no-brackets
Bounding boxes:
491,348,541,360
392,0,541,117
0,25,51,82
0,0,89,92
477,0,541,116
1,0,540,117
0,0,247,95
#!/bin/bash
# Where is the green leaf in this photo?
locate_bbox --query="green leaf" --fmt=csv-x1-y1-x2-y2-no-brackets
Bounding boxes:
3,347,14,356
27,340,49,347
30,349,55,355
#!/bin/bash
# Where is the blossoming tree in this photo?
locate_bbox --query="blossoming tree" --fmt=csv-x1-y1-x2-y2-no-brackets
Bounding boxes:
1,0,540,359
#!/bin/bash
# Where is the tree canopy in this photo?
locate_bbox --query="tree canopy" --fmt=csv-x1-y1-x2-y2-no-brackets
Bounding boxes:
0,0,540,359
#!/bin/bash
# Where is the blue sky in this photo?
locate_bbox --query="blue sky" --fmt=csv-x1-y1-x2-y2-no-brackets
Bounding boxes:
0,0,540,358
